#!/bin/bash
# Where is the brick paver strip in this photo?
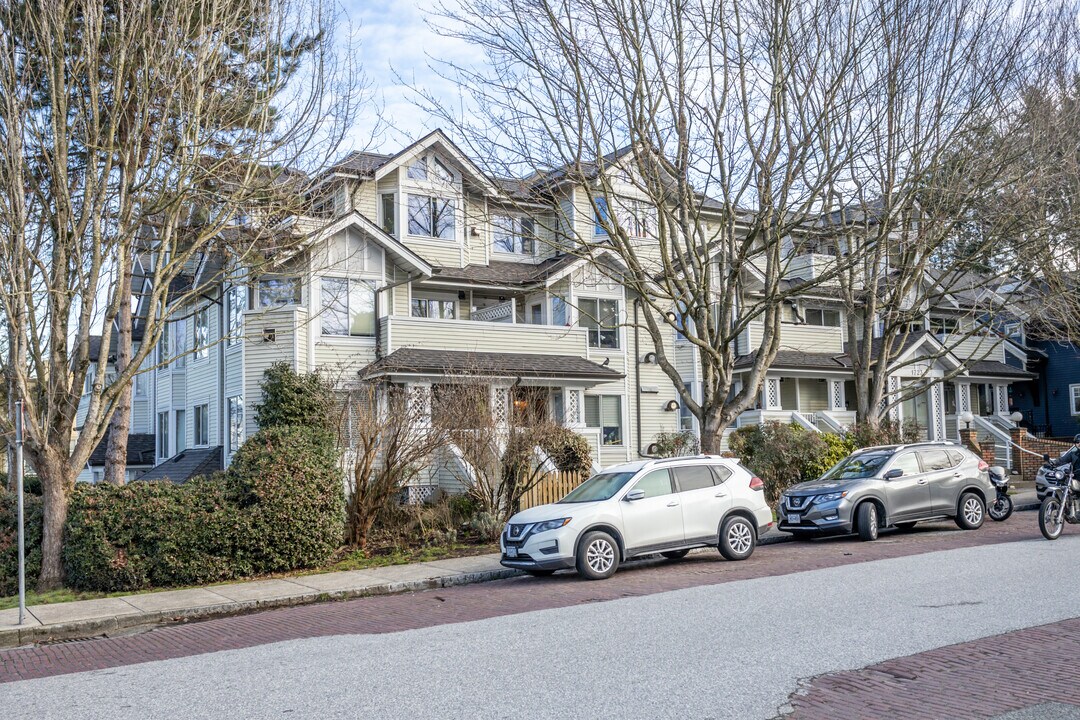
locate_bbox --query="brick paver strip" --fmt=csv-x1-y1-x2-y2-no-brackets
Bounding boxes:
0,518,1054,684
785,618,1080,720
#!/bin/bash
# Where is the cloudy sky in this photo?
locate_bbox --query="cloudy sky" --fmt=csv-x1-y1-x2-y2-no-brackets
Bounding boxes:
342,0,480,153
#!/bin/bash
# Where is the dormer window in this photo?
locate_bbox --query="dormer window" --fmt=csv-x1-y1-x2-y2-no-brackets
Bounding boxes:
493,215,536,255
407,154,455,184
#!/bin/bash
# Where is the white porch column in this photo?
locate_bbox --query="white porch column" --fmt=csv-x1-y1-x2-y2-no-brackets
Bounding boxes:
930,382,946,440
406,382,432,429
763,377,782,410
564,388,585,429
828,380,845,411
957,382,971,414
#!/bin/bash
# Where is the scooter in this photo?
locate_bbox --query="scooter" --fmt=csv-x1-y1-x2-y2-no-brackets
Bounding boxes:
987,465,1013,522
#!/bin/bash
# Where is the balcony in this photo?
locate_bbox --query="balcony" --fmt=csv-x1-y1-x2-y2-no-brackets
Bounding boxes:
381,315,590,356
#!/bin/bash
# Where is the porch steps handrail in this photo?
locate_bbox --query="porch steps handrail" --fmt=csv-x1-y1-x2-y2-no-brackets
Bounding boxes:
790,411,820,433
972,415,1012,467
816,411,846,434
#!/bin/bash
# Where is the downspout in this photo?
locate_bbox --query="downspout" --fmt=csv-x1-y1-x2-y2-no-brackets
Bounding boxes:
634,298,657,459
374,273,422,360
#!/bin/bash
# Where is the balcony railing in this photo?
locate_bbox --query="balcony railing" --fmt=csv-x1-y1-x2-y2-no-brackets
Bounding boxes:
383,315,590,356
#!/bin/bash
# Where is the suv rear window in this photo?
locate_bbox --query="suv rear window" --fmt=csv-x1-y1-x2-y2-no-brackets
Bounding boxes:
918,448,955,471
673,465,715,492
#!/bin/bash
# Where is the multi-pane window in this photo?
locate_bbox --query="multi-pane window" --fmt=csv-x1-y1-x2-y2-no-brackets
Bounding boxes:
258,277,301,307
578,298,619,349
1071,385,1080,416
929,316,959,336
804,308,841,327
615,199,655,238
173,317,188,368
594,197,610,236
226,284,245,346
157,412,169,459
228,396,244,453
380,193,396,235
679,383,694,432
407,155,454,183
551,296,567,326
194,404,209,447
194,306,209,360
492,215,536,254
321,277,376,336
411,298,456,319
407,195,455,239
585,394,623,446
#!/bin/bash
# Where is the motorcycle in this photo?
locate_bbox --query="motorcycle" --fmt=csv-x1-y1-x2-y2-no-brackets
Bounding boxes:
1038,453,1080,540
987,466,1013,522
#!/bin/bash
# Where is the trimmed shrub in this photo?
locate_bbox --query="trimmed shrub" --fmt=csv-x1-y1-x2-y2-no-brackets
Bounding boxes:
540,426,593,473
254,362,336,433
729,423,830,503
228,426,345,574
64,427,344,591
0,490,43,596
805,432,858,479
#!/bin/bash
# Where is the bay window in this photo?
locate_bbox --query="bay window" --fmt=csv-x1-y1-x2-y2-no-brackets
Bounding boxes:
408,194,455,239
258,277,301,307
585,395,623,446
321,277,376,336
579,297,620,349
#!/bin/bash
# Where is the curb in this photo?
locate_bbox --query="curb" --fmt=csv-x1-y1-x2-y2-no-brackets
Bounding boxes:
0,567,522,651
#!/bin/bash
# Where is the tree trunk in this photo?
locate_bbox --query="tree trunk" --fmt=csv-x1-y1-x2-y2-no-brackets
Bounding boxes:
103,262,134,485
36,452,73,591
699,411,729,455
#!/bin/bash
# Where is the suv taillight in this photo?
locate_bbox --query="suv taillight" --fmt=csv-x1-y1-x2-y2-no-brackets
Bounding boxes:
749,476,764,491
977,460,989,472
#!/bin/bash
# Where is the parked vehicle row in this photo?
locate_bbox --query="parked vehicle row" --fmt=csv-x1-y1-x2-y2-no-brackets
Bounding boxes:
500,441,1005,581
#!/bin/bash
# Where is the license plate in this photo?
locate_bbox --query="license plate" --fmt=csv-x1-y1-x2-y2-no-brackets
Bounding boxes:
505,546,518,558
788,513,801,524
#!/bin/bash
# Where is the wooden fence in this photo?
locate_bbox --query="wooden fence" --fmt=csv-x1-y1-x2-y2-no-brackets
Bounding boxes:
519,470,589,510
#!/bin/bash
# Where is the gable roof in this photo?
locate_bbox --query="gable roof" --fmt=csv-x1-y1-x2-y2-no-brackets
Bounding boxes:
292,211,433,277
370,130,499,196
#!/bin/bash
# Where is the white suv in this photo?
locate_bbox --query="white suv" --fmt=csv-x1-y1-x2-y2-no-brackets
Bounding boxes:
500,456,773,580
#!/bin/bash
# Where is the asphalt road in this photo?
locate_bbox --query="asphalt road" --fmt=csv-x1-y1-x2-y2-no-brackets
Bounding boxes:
5,533,1080,720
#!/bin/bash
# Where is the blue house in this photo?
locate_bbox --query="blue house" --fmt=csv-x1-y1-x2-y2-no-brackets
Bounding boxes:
1009,335,1080,439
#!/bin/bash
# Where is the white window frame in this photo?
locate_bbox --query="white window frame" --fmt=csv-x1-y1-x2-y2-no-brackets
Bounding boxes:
194,306,209,360
257,276,301,308
492,215,536,255
175,408,186,453
226,284,245,347
194,404,209,447
380,192,396,235
1071,385,1080,416
173,317,188,368
929,316,960,336
156,412,169,459
228,396,244,453
320,277,377,337
578,297,620,349
407,194,455,240
804,307,841,327
410,296,456,320
584,394,624,446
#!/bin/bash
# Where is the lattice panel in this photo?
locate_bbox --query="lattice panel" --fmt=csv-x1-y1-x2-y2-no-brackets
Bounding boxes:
932,384,945,440
491,386,510,428
407,384,432,428
766,379,780,409
566,389,583,427
404,485,438,505
996,385,1008,415
830,381,844,410
888,377,901,420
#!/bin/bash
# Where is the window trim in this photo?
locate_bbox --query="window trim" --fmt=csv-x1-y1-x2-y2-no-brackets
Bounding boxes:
1070,384,1080,416
226,284,245,347
320,276,377,338
492,214,536,255
380,192,396,235
257,276,302,308
584,394,624,447
578,297,621,350
156,412,169,459
193,404,209,448
227,396,244,454
410,296,457,320
407,193,456,240
193,306,209,360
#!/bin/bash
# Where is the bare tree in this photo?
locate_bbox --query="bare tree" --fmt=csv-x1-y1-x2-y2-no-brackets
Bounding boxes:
337,383,446,550
0,0,364,588
831,0,1073,426
418,0,897,452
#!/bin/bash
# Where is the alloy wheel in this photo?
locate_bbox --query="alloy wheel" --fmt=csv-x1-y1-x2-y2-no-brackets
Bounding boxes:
586,538,615,574
963,497,983,526
727,522,753,555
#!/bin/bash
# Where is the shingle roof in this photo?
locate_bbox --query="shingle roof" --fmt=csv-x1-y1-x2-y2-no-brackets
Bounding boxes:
361,348,624,381
138,446,223,484
428,256,579,287
87,432,157,467
332,151,394,176
735,350,851,371
964,359,1036,379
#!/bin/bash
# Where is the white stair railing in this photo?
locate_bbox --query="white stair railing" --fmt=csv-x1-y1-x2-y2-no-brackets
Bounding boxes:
790,411,820,433
816,411,846,434
972,415,1011,467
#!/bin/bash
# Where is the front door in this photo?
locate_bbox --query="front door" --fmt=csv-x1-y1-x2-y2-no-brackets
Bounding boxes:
673,464,733,543
620,468,684,553
883,451,933,521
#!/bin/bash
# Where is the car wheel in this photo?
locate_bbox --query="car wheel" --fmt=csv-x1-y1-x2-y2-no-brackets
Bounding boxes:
660,549,690,560
856,502,879,541
525,569,555,577
718,516,756,560
895,521,917,532
576,531,620,580
955,492,985,530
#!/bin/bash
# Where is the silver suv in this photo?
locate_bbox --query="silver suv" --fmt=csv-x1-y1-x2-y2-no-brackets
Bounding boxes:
778,442,993,541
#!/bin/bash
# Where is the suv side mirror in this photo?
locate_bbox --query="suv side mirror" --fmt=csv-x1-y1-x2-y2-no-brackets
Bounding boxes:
625,489,646,501
884,468,904,480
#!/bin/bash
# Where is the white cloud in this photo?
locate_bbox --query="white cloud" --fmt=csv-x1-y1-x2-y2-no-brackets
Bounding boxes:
341,0,483,152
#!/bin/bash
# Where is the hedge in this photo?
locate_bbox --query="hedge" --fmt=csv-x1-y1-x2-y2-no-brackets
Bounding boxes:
0,490,43,596
63,426,344,592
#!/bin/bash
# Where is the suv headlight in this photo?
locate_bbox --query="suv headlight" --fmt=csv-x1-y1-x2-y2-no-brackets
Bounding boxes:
531,518,572,534
814,492,847,504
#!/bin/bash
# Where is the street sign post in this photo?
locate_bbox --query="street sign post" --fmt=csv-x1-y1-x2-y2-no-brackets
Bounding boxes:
15,400,25,625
